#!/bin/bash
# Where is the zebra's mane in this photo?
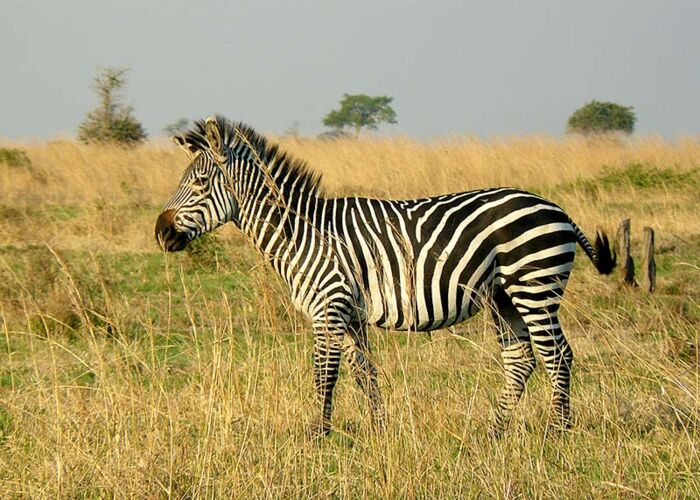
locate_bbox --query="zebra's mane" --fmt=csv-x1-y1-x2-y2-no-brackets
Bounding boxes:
183,116,323,197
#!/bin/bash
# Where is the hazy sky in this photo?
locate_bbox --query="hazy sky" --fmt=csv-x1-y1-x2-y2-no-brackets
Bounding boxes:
2,0,698,139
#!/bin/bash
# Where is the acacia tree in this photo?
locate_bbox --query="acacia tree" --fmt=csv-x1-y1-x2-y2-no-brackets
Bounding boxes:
322,94,397,138
567,100,636,136
78,67,147,144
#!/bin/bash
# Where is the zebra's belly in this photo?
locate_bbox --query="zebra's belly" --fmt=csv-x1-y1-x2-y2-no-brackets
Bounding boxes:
361,278,486,332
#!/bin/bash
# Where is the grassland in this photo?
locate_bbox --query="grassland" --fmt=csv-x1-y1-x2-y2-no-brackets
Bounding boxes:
0,134,699,497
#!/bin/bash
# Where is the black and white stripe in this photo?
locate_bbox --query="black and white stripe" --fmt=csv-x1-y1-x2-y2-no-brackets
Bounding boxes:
155,116,615,436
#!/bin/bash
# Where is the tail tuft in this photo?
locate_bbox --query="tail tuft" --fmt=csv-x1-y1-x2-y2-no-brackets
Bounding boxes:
593,229,616,275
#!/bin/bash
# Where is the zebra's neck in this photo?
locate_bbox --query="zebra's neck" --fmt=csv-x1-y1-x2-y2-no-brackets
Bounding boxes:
211,122,328,282
232,161,325,279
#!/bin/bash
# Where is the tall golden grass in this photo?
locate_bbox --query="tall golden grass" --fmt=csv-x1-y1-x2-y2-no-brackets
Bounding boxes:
3,134,699,202
0,134,699,497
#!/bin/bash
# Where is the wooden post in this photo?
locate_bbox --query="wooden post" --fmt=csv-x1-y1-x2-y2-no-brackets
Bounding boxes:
616,218,636,286
641,227,656,293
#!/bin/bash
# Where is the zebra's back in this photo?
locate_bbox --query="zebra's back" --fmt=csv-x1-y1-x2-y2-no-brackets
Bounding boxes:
326,188,577,331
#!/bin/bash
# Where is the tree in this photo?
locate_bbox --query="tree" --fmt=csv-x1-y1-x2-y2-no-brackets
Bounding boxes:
78,67,147,144
163,118,190,136
566,100,636,136
322,94,397,138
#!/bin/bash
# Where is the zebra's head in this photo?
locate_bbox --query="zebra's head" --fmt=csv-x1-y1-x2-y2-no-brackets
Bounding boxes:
155,117,237,252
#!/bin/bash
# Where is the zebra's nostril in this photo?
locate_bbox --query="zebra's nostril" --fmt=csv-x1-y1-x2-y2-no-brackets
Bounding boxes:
155,209,177,238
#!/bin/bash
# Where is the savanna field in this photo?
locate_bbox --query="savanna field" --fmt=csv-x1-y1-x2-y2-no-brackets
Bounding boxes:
0,135,699,497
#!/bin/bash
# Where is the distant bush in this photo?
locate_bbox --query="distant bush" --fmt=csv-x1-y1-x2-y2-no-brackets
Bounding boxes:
0,148,31,168
567,100,636,136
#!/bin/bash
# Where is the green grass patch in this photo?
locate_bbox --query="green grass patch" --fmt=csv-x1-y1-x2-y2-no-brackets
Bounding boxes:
565,162,698,196
0,243,256,344
0,405,13,445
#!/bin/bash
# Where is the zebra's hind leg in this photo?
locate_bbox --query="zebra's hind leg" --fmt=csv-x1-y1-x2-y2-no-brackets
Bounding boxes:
343,323,386,432
511,292,573,431
490,287,537,437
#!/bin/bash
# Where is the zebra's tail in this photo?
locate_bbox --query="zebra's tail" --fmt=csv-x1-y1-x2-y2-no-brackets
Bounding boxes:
570,220,616,275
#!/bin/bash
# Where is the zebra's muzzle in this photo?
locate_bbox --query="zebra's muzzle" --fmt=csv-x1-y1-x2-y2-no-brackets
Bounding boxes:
155,209,190,252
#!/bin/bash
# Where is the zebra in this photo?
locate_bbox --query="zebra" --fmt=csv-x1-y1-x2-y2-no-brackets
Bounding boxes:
155,115,615,437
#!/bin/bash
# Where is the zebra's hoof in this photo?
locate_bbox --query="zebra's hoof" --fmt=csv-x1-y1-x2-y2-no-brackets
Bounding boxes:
307,417,332,439
370,416,386,434
548,409,573,434
547,420,573,435
488,426,505,440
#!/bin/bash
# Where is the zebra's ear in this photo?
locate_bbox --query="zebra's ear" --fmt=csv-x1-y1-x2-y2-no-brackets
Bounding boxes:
204,117,227,163
172,135,199,159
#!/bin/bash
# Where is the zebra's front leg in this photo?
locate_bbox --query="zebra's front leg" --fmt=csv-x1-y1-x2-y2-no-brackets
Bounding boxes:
344,323,386,432
309,324,344,437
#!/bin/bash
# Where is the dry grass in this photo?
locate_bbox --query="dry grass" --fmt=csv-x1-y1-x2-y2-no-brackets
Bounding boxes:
0,134,699,497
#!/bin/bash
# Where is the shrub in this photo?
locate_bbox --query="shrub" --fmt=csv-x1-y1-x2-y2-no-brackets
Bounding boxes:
0,148,31,168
